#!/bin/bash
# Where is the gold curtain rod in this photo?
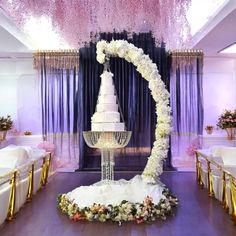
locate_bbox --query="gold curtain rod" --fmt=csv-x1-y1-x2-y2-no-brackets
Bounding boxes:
34,49,79,53
170,49,204,57
33,50,80,69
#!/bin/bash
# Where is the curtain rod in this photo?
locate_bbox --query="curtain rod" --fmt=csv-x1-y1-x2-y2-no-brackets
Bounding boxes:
33,50,79,56
33,50,80,69
169,49,204,57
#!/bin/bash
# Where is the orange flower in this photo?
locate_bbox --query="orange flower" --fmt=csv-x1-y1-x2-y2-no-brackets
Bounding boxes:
73,213,82,221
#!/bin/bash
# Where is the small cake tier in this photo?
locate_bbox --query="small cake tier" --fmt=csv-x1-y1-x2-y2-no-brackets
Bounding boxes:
92,112,120,122
101,71,113,82
96,104,118,112
91,122,125,131
98,95,116,104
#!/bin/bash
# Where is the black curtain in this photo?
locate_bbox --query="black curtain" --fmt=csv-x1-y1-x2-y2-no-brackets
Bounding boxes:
78,32,173,171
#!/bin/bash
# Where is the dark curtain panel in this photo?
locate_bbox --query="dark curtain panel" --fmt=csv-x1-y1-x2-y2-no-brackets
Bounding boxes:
79,32,173,171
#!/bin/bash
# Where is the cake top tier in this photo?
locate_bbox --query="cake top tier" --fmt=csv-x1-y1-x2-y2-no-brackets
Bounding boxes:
100,71,114,86
91,69,125,131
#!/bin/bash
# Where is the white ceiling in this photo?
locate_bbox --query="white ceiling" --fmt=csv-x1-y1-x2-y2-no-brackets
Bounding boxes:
1,0,236,58
192,0,236,58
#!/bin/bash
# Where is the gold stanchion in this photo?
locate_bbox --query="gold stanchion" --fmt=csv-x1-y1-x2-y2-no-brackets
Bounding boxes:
40,157,46,188
222,171,229,211
26,164,34,201
230,176,236,224
196,153,203,187
6,171,17,220
207,160,214,197
43,153,51,185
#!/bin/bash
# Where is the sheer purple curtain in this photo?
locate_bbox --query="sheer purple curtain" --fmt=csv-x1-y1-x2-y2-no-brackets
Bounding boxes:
170,52,204,165
39,53,80,171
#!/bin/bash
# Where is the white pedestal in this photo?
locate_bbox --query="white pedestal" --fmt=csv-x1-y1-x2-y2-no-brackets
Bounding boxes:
199,131,236,149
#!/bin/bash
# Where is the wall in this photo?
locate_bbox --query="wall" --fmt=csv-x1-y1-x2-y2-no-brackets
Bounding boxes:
0,58,41,134
172,56,236,169
203,57,236,128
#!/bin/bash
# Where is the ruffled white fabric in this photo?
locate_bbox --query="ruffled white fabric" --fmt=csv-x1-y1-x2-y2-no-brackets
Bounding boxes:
67,175,165,208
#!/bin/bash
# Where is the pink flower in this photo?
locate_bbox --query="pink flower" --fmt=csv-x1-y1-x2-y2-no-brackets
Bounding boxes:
186,138,200,156
37,141,55,154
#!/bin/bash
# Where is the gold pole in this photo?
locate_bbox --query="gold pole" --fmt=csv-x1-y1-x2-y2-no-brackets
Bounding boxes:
207,160,214,197
196,152,203,187
222,171,229,211
40,157,46,188
26,164,34,201
6,171,17,220
44,153,51,185
230,176,236,224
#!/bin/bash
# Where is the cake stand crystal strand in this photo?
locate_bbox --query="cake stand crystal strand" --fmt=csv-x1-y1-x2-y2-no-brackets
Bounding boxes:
83,131,132,181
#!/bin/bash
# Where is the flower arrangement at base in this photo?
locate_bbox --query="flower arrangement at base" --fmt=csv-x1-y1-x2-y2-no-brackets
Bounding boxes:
57,189,178,225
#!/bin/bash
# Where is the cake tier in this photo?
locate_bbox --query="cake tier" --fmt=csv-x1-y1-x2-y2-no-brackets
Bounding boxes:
91,122,125,131
92,112,120,122
100,71,113,81
96,104,118,112
100,85,115,95
101,76,113,86
98,95,116,104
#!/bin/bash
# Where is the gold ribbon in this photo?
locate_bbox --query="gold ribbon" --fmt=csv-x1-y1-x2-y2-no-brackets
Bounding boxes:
26,164,34,201
207,160,214,197
7,171,17,220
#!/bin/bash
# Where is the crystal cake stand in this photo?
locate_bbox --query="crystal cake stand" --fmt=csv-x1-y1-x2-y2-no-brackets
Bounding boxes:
83,131,132,181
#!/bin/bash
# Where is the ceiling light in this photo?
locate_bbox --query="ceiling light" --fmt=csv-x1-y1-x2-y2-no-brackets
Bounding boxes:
219,43,236,53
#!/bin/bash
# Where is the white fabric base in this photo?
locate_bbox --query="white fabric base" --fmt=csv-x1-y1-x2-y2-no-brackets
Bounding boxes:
67,175,165,208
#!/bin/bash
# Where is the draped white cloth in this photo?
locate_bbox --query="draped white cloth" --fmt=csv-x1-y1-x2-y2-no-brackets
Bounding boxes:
67,175,165,208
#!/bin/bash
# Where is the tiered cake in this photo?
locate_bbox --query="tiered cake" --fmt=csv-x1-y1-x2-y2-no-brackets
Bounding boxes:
91,71,125,131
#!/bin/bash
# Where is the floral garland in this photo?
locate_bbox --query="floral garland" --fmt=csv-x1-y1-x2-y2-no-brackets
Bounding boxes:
96,40,172,183
57,189,178,225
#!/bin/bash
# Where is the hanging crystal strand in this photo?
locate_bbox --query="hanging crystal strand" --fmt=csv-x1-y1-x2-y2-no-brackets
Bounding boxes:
109,149,114,181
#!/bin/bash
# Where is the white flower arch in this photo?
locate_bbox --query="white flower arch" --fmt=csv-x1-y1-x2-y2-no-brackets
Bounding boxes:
96,40,172,183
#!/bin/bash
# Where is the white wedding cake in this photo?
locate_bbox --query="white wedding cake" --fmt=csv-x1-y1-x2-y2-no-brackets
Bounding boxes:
91,71,125,131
